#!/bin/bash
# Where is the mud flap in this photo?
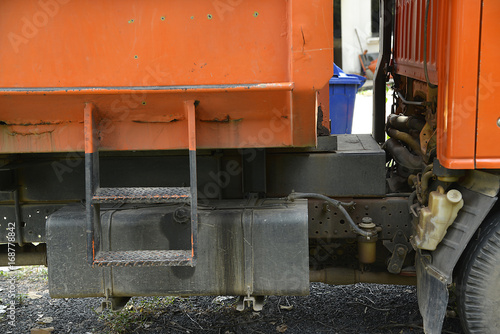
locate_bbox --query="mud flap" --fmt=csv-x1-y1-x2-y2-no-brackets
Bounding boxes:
416,251,448,334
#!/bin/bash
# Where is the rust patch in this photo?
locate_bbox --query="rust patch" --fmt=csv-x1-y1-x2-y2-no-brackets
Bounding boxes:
132,115,185,124
200,115,243,123
5,123,58,136
132,119,180,123
1,121,64,126
8,129,55,136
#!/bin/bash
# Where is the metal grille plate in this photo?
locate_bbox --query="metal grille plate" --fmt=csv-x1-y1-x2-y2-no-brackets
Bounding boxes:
93,187,191,204
93,250,193,267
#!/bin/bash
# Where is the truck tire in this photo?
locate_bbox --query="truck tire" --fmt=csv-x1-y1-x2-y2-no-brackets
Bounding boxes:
456,212,500,333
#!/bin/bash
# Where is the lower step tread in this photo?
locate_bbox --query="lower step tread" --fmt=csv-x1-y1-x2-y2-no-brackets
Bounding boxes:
93,250,194,267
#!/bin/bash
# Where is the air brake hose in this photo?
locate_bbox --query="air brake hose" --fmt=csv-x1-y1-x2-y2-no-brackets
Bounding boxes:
287,192,376,237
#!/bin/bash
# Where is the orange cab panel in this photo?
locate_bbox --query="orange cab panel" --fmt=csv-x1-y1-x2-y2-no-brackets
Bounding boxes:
474,0,500,169
436,0,482,169
436,0,500,169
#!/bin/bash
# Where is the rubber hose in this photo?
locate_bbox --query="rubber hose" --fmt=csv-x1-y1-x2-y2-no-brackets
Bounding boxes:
287,192,376,237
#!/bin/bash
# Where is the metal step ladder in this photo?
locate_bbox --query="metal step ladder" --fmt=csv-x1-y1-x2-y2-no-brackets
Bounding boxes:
83,101,198,267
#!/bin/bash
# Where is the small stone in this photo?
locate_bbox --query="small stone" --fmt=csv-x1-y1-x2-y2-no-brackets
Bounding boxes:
276,324,288,333
212,296,233,304
37,316,54,324
446,309,457,318
28,291,43,299
31,327,54,334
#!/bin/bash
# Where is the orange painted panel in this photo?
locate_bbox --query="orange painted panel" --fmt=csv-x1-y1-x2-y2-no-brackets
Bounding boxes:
475,0,500,169
436,0,482,169
0,88,294,152
0,0,333,153
0,1,290,87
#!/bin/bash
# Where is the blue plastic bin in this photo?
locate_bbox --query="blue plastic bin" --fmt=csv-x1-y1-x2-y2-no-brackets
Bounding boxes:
329,64,366,134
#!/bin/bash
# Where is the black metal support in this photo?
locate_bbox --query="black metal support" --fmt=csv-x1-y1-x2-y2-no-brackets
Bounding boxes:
187,100,198,265
242,148,266,197
373,0,393,143
84,103,100,265
14,188,23,247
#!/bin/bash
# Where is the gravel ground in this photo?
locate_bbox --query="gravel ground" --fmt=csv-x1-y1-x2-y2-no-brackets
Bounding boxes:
0,266,463,334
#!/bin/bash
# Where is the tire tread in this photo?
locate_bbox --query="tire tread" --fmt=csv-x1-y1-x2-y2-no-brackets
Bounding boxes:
457,213,500,334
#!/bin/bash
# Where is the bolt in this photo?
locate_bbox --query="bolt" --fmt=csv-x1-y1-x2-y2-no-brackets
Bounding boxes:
359,217,375,229
497,118,500,128
323,203,331,212
397,248,405,256
173,207,190,224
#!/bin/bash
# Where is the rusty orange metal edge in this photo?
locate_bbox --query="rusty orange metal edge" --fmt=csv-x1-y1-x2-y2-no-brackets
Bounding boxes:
185,100,196,151
83,103,97,154
0,82,295,96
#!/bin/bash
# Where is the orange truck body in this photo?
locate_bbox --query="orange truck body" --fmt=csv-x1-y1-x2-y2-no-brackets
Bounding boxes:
394,0,500,169
0,0,333,153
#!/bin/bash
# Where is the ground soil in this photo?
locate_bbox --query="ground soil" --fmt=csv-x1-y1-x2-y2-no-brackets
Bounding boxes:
0,266,463,334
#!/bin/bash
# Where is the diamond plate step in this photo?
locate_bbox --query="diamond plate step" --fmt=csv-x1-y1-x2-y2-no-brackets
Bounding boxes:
93,250,194,267
93,187,191,204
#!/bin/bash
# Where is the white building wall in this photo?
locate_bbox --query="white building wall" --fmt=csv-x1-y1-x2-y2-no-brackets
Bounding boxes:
340,0,379,74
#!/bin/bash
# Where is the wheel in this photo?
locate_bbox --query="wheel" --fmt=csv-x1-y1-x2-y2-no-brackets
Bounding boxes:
456,212,500,333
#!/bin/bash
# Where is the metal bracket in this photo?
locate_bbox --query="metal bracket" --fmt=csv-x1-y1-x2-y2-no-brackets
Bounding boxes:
383,230,411,274
236,295,265,312
96,296,131,313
